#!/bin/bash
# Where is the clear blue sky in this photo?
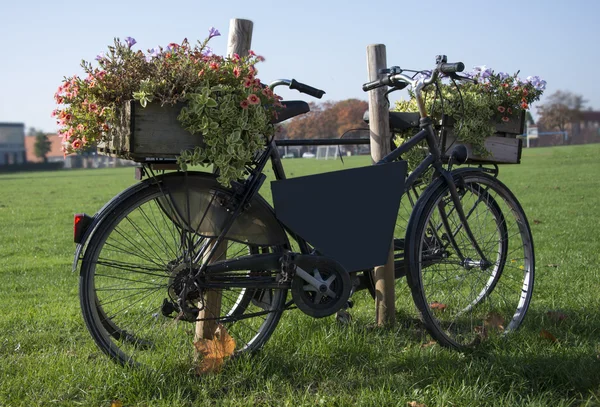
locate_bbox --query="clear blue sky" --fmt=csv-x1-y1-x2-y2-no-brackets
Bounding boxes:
1,0,598,133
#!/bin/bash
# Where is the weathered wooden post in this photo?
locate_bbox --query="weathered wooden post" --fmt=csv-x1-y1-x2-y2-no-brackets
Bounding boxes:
195,18,254,343
366,44,396,326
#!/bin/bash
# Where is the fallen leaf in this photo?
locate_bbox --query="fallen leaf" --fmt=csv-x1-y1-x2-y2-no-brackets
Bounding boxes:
194,325,236,375
421,340,437,348
430,301,447,311
546,310,567,322
533,219,542,224
111,401,123,407
485,312,505,332
408,401,426,407
540,329,558,343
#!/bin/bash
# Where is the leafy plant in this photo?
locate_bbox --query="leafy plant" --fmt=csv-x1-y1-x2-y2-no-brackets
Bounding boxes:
393,66,546,167
53,28,283,185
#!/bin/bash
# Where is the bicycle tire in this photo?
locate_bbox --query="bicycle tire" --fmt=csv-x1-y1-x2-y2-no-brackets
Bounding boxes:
405,170,534,350
79,177,287,367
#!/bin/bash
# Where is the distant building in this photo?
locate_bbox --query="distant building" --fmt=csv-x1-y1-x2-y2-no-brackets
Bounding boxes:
24,133,65,163
0,123,26,165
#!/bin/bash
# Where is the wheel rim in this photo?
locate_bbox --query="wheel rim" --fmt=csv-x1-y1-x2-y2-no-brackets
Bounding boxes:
81,187,286,368
415,175,534,348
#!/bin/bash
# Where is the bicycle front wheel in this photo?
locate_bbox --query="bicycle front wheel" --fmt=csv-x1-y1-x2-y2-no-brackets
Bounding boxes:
79,176,287,368
405,170,534,350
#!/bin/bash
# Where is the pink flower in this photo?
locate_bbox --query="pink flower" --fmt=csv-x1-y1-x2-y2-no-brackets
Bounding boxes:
240,100,249,109
232,53,240,61
521,102,529,109
209,62,220,70
248,50,256,56
72,139,82,149
247,94,260,105
256,55,265,62
198,69,205,77
77,124,85,131
507,107,512,114
243,79,253,88
497,106,506,113
502,116,510,122
233,67,241,78
89,103,98,112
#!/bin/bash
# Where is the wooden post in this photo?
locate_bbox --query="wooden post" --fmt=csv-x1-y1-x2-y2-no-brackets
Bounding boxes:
227,19,253,57
195,18,254,343
366,44,396,326
195,241,227,342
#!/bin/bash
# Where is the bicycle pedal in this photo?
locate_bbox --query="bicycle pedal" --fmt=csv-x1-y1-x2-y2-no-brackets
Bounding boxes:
336,309,352,325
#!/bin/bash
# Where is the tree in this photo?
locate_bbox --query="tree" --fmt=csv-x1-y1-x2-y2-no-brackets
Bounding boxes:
34,131,52,163
537,90,586,143
284,99,369,140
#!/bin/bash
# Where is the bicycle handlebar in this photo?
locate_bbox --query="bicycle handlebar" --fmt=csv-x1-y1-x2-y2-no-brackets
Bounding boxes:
362,58,464,92
362,76,393,92
289,79,326,99
439,62,465,74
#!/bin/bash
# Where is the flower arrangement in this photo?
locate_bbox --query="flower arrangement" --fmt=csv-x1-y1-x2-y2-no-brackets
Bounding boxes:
394,66,546,170
53,28,283,185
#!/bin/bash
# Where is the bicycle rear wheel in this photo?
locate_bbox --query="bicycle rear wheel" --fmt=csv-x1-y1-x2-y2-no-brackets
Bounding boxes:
79,176,287,368
405,170,534,350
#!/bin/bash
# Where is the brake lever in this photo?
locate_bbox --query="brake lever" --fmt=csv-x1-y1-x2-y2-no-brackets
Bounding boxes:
383,83,408,105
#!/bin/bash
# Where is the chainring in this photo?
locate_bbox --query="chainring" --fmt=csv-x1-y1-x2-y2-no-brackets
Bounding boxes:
291,258,351,318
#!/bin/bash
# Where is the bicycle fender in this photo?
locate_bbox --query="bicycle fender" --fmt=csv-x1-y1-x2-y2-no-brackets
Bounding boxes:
71,178,155,272
72,171,288,273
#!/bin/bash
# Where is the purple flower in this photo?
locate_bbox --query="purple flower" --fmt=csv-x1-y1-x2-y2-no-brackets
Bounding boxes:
208,27,221,39
527,76,546,91
146,47,161,61
95,52,105,61
124,37,137,48
497,72,509,81
201,47,214,57
473,65,492,79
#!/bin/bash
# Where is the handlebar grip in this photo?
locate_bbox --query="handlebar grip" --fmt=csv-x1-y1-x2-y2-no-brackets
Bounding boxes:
289,79,326,99
439,62,465,74
362,76,392,92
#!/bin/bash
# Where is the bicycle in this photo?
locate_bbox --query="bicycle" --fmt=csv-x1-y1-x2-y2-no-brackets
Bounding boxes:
74,56,534,367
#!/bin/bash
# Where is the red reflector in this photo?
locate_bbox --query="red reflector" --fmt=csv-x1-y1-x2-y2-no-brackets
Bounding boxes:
74,213,92,243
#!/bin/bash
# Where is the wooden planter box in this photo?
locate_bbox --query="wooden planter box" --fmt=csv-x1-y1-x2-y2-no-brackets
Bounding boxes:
440,110,525,164
97,101,204,163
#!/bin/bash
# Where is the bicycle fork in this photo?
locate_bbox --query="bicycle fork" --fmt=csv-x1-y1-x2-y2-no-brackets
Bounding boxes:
434,164,491,269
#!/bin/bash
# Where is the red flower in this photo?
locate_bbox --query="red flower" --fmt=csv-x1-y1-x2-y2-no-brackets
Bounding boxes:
502,116,510,122
497,106,506,113
210,62,220,70
247,94,260,105
521,102,529,109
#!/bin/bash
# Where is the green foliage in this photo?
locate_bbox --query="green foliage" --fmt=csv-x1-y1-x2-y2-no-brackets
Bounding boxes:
54,33,281,186
393,69,545,165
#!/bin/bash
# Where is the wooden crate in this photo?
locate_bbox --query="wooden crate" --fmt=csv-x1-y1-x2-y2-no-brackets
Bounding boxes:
440,110,525,164
97,101,204,163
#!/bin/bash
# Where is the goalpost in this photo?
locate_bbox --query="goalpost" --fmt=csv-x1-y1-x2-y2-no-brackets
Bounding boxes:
315,145,339,160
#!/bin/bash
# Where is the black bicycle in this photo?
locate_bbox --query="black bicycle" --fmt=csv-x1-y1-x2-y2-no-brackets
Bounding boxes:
74,56,534,367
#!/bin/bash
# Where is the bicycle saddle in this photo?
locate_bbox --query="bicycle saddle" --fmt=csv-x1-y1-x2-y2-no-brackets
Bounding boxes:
271,101,310,124
362,111,420,132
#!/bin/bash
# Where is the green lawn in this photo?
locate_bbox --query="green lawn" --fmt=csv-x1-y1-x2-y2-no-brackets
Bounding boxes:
1,144,599,406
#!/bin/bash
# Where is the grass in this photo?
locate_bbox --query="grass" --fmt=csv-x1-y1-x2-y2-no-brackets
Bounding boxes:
1,144,599,406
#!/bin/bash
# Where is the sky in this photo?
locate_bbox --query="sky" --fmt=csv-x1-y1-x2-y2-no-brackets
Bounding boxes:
1,0,598,133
